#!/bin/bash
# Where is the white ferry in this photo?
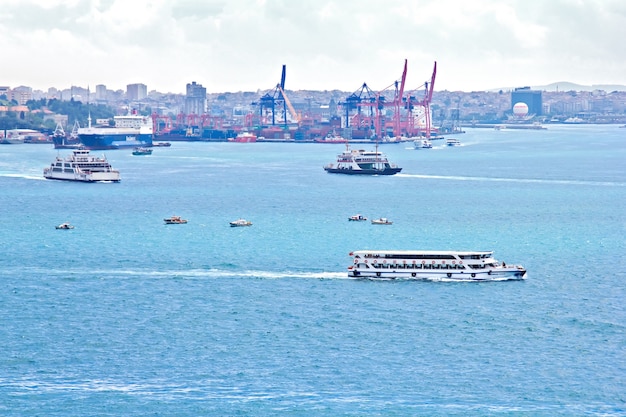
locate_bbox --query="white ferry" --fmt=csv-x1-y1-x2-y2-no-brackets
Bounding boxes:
324,144,402,175
348,250,526,281
43,149,121,182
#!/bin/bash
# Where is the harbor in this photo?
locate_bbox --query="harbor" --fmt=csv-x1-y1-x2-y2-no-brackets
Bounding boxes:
1,124,624,415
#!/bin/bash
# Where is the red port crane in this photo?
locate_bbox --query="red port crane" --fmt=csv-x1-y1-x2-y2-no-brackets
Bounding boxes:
342,59,408,139
403,61,437,138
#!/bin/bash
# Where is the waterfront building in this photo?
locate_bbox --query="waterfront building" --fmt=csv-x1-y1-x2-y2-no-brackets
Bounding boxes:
511,87,542,116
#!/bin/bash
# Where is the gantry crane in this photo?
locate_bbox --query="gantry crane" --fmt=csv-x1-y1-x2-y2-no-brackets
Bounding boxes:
403,61,437,137
255,65,299,127
342,59,408,138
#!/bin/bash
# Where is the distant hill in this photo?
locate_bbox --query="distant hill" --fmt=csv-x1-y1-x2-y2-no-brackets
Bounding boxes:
518,82,626,92
533,82,626,92
489,82,626,92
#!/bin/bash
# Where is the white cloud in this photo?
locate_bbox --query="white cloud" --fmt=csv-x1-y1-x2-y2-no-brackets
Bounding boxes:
1,0,624,93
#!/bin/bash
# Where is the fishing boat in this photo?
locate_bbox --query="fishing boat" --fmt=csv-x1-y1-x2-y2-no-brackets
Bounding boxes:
43,148,121,182
371,217,393,225
324,143,402,175
348,250,526,281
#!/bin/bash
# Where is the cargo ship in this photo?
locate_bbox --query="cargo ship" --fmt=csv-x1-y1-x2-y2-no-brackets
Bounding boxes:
78,114,153,150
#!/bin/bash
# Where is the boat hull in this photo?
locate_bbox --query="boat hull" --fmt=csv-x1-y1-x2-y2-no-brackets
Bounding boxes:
79,133,153,150
348,268,526,281
324,167,402,175
43,171,120,182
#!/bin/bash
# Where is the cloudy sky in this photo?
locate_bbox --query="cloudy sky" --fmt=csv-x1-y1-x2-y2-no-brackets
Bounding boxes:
1,0,625,94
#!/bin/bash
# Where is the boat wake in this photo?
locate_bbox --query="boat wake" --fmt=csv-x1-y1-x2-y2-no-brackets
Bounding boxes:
397,173,625,187
6,266,348,280
0,173,46,181
4,266,523,282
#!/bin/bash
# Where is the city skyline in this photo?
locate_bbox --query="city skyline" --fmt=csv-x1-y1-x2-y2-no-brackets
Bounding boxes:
2,0,625,94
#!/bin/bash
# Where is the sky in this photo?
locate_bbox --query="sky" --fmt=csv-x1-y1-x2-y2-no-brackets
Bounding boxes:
1,0,625,94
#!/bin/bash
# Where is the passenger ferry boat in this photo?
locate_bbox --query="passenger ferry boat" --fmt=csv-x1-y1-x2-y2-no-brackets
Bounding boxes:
324,144,402,175
43,149,121,182
348,250,526,281
77,113,153,150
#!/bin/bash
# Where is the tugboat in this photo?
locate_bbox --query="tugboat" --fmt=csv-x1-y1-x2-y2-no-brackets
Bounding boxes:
324,143,401,175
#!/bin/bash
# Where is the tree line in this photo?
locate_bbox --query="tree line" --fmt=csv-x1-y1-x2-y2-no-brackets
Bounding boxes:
0,96,116,133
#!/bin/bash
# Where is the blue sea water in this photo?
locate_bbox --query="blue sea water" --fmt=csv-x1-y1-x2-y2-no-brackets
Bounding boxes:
1,125,625,416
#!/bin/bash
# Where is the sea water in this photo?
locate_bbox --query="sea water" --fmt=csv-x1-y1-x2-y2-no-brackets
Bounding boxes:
0,125,624,416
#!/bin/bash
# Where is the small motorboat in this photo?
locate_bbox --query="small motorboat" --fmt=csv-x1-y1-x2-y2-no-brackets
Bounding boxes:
414,139,433,149
230,219,252,227
164,216,188,224
446,138,461,147
349,214,367,221
55,222,74,230
132,147,153,155
371,217,393,225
